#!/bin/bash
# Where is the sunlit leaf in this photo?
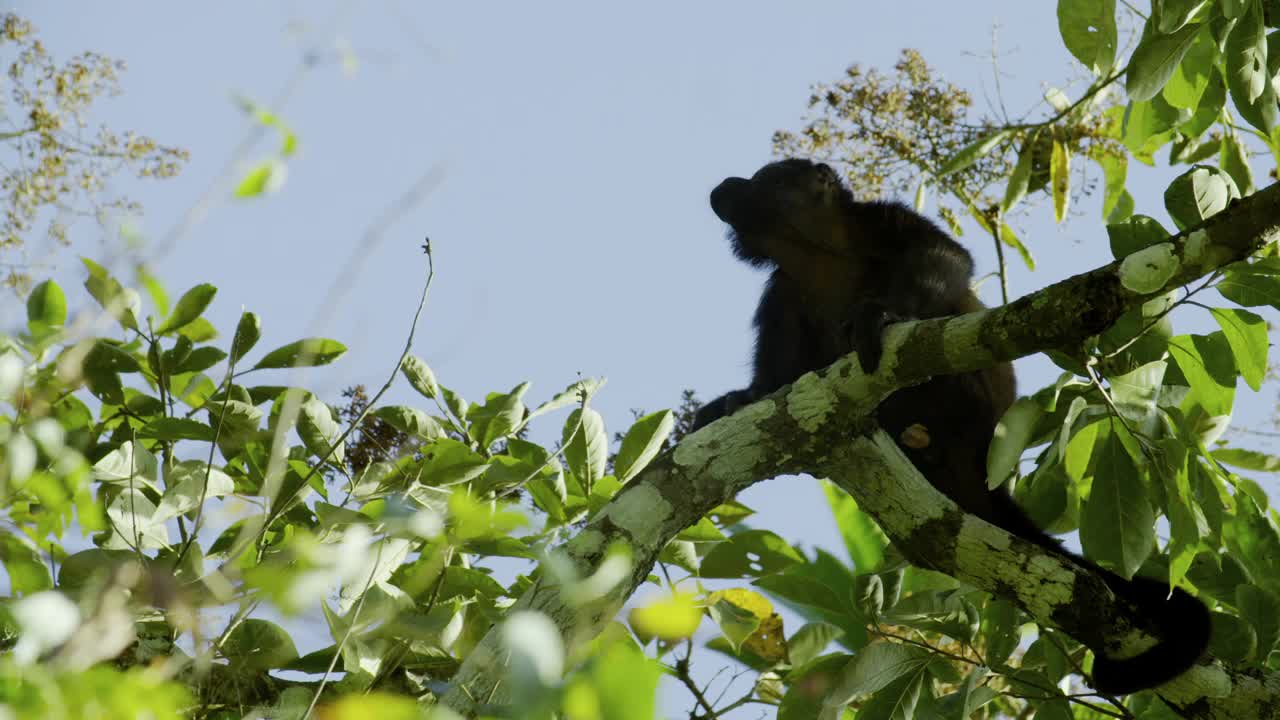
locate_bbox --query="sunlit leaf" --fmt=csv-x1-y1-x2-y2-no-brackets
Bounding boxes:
1058,0,1118,75
1211,307,1267,390
234,159,287,198
253,338,347,369
1127,19,1201,101
614,409,674,483
936,128,1014,177
629,591,702,642
1080,431,1155,577
157,283,217,335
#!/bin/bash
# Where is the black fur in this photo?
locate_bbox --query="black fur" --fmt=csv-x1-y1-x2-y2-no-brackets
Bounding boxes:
694,158,1209,694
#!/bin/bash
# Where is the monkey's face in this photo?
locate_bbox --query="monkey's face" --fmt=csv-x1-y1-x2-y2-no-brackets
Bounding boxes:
710,159,850,267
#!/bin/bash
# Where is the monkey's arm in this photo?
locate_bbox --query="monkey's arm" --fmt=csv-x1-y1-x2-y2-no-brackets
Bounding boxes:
692,273,816,430
849,232,976,372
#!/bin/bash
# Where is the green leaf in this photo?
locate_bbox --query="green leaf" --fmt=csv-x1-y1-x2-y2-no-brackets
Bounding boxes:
1228,1,1269,103
0,531,52,594
1225,498,1280,597
1163,164,1239,229
863,674,930,720
104,488,168,549
1001,140,1036,214
1168,333,1237,415
205,399,264,451
705,590,765,650
1080,431,1155,577
1050,138,1070,223
222,618,299,671
1211,307,1267,390
173,346,226,374
230,311,261,365
138,417,216,442
1181,67,1227,138
81,257,140,332
1164,26,1219,108
528,377,605,421
177,317,218,342
470,382,530,448
298,396,344,465
153,461,235,523
156,283,217,335
583,642,661,720
1092,148,1128,221
1212,447,1280,471
1015,462,1070,531
400,355,440,399
936,128,1014,177
827,642,931,702
1058,0,1118,75
419,439,489,486
92,440,159,485
1154,438,1201,588
252,338,347,369
174,373,217,408
435,566,508,604
1220,132,1256,194
26,279,66,339
981,600,1022,667
1109,361,1166,435
1237,585,1280,660
372,405,445,440
234,159,287,198
1223,0,1250,18
1210,611,1258,662
1108,188,1135,222
987,398,1044,489
822,481,888,573
238,96,300,157
1106,214,1170,259
615,410,674,483
1123,96,1182,162
882,590,980,640
998,222,1035,270
562,407,607,487
1218,257,1280,307
136,263,170,318
1127,19,1202,101
1227,3,1280,132
789,623,845,668
700,529,805,579
1155,0,1212,34
85,340,142,373
754,571,849,619
778,654,852,720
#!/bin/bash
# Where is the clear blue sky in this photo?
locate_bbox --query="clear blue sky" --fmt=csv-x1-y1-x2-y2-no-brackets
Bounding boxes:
12,1,1277,713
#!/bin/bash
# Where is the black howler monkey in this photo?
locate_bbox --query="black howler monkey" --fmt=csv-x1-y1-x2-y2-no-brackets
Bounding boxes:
693,158,1210,694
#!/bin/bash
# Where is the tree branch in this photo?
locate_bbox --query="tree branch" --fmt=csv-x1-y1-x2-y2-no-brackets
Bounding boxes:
441,183,1280,718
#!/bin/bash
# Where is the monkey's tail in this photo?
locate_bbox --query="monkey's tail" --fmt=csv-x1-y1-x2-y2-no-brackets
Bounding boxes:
987,492,1211,694
1089,574,1212,695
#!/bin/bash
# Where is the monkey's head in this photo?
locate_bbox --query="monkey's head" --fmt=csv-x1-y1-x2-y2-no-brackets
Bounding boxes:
710,158,855,268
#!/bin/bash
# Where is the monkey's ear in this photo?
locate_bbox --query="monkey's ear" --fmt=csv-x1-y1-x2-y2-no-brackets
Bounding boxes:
710,177,753,224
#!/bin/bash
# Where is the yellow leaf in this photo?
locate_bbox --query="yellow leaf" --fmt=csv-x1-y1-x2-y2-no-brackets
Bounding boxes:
1051,138,1070,223
318,692,424,720
743,612,788,663
708,588,787,661
628,591,701,642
